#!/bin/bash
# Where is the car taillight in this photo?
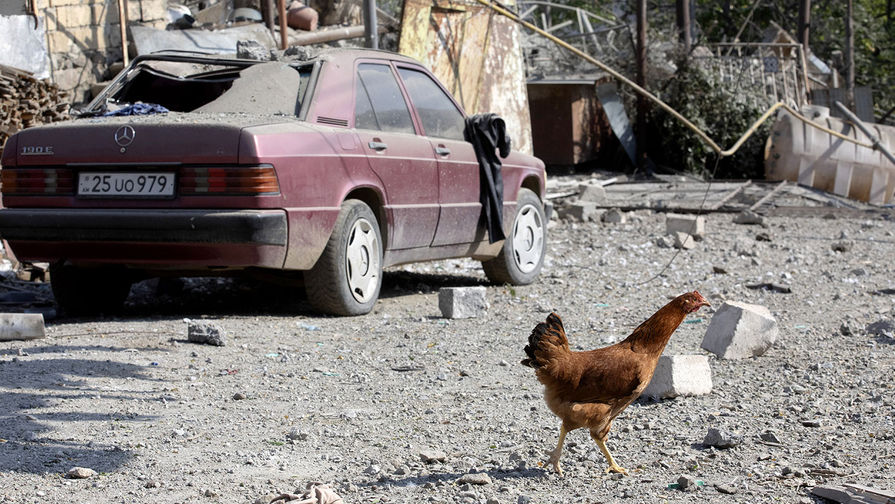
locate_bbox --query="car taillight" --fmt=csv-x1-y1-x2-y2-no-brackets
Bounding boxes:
179,165,280,195
0,168,74,195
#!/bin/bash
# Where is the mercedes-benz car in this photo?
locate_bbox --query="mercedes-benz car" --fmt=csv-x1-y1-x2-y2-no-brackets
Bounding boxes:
0,48,547,316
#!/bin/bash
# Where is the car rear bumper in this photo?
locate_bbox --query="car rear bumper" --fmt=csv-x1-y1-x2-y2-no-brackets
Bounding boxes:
0,208,287,245
0,208,289,270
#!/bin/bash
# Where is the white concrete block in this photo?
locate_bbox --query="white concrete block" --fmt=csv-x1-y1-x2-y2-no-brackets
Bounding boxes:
439,287,488,319
642,355,712,399
701,301,778,359
0,313,46,341
666,213,705,240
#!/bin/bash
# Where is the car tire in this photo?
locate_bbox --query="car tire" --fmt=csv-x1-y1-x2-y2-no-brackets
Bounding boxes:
305,199,382,316
50,263,133,316
482,188,547,285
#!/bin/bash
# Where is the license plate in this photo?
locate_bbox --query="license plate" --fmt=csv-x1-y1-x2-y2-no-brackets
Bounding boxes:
78,172,175,197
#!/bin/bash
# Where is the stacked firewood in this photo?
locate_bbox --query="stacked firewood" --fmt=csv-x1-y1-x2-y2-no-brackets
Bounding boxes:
0,64,71,159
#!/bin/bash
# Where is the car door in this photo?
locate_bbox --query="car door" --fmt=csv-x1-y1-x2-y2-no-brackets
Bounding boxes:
355,62,438,250
396,66,483,246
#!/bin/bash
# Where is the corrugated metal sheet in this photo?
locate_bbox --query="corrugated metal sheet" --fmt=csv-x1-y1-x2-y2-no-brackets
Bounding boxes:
399,0,533,155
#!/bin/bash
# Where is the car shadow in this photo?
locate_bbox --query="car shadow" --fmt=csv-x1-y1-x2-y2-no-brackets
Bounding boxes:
378,270,490,300
0,351,162,474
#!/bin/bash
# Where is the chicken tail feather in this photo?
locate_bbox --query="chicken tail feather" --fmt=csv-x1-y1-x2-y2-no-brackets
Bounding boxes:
522,312,570,368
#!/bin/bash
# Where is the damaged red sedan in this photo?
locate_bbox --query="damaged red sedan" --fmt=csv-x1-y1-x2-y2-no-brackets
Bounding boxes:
0,49,548,316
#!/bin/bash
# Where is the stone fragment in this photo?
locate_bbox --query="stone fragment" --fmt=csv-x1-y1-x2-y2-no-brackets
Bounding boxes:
236,40,271,61
866,319,895,338
641,355,712,399
457,473,492,485
716,484,738,495
701,301,778,359
0,313,46,341
673,232,696,250
760,431,783,444
666,213,705,240
578,183,606,203
676,474,699,491
733,210,764,225
602,208,626,224
703,428,742,449
66,467,97,479
419,449,446,463
187,321,226,346
438,286,488,319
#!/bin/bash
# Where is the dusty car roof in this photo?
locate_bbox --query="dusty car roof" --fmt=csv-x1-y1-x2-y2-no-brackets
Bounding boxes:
292,48,423,67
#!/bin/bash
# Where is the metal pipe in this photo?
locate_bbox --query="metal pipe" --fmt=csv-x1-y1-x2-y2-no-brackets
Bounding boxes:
291,25,366,45
363,0,378,49
278,0,288,49
834,101,895,166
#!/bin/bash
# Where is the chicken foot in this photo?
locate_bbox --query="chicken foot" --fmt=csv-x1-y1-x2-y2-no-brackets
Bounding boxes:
545,424,569,477
594,437,628,475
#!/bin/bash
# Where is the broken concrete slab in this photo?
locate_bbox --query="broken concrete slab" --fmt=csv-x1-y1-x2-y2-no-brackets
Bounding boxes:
438,286,488,319
0,313,46,341
733,210,765,225
641,355,712,399
666,213,705,240
701,301,778,359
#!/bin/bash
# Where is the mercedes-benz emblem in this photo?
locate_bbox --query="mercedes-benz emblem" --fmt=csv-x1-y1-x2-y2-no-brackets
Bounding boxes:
114,125,136,147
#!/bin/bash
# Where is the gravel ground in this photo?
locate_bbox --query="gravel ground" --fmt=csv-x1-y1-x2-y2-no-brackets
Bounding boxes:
1,174,894,504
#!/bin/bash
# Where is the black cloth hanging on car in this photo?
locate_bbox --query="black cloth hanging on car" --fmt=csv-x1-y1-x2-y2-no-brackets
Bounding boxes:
464,113,511,244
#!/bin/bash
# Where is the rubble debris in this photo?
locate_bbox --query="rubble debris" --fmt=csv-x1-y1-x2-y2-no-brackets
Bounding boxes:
562,202,597,222
420,449,447,463
187,320,226,346
641,355,712,399
0,313,46,341
270,483,344,504
457,472,493,485
745,282,792,293
811,483,895,504
701,301,778,359
0,64,71,156
733,210,765,225
703,427,742,449
236,40,272,61
438,287,488,319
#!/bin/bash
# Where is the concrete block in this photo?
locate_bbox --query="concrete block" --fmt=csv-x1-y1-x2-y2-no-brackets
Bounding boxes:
187,320,226,346
578,183,606,203
666,213,705,240
701,301,778,359
55,4,93,27
0,313,46,341
438,286,488,319
642,355,712,399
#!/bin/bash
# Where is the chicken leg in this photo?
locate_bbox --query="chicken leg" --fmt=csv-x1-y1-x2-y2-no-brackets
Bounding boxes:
594,437,627,475
546,424,568,476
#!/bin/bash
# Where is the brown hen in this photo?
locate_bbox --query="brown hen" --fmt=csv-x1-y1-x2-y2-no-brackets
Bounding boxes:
523,291,710,475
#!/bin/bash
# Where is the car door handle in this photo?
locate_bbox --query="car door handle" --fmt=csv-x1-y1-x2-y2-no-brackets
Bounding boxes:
435,146,451,156
368,141,388,151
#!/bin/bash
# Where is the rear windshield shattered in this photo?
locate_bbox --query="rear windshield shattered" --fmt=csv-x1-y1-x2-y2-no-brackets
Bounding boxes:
86,58,313,117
